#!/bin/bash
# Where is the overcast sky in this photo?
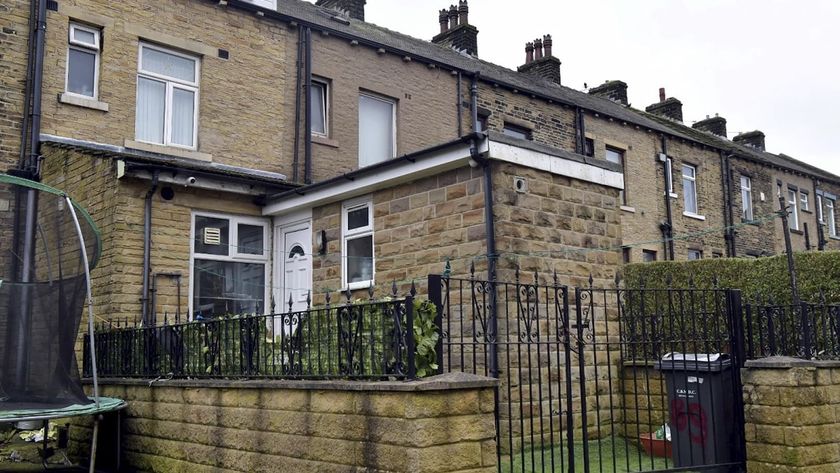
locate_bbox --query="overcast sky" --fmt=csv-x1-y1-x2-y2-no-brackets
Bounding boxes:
355,0,840,176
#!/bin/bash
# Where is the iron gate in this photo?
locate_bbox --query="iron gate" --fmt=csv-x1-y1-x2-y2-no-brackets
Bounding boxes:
429,270,747,473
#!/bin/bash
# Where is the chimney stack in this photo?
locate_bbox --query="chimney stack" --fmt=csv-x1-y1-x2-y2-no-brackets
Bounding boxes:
431,1,479,57
733,130,766,151
517,34,561,85
315,0,366,21
645,88,683,122
692,115,728,138
588,80,629,106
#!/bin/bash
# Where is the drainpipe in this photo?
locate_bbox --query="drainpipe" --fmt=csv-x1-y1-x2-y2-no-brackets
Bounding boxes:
660,135,674,260
813,178,826,251
292,26,304,183
303,27,313,184
27,0,48,176
574,106,586,155
17,0,38,169
720,151,736,257
141,172,159,326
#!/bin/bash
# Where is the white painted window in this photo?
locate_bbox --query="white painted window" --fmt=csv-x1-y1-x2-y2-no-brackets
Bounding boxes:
800,191,809,212
827,198,837,238
682,164,698,214
342,197,374,290
688,249,703,260
136,43,200,149
665,157,675,195
817,195,824,223
311,80,329,136
241,0,277,8
66,23,100,98
740,175,753,221
787,188,799,231
359,93,396,167
606,146,626,205
190,213,269,318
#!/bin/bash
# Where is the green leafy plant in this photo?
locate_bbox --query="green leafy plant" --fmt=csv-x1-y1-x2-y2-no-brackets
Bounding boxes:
412,298,440,378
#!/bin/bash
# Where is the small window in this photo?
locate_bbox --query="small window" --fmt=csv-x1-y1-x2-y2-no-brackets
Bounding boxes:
502,123,531,140
66,23,101,98
136,43,200,149
665,157,674,195
800,191,809,212
191,213,269,318
342,197,374,289
477,115,488,133
584,138,595,157
787,188,799,231
359,93,396,167
241,0,277,7
682,164,698,214
622,247,631,264
606,146,627,205
740,175,753,221
688,249,703,260
311,80,328,136
827,198,837,238
817,195,824,223
642,250,657,263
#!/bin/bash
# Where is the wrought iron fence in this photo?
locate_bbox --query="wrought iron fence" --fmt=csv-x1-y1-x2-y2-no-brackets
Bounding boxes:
745,299,840,360
83,288,416,380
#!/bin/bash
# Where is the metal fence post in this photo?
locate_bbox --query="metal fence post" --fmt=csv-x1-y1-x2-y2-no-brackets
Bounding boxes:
428,274,444,375
727,289,748,466
800,301,812,359
406,295,416,379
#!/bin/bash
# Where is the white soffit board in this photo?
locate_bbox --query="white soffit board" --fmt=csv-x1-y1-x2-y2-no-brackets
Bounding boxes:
488,141,625,190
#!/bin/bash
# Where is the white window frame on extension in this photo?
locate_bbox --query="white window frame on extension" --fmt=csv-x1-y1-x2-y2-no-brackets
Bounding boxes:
787,187,800,231
65,23,101,99
136,42,200,150
310,79,329,137
358,92,396,168
740,175,754,222
682,164,703,219
189,212,270,320
342,196,375,290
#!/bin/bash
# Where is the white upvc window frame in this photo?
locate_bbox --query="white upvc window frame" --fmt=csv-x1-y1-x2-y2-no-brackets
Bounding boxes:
740,175,754,221
358,92,397,167
310,79,329,137
189,212,270,320
682,163,699,215
136,42,200,150
605,146,627,205
817,195,825,223
688,249,703,261
241,0,277,8
665,157,677,197
65,22,101,99
787,188,800,231
341,196,375,290
827,198,837,238
800,191,810,212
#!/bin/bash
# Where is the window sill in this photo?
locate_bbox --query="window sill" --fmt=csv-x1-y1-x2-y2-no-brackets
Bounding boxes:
620,205,636,213
667,192,678,199
346,280,373,291
830,236,840,241
124,139,212,162
312,135,339,148
683,212,706,221
741,219,760,226
802,209,812,214
790,229,804,235
58,93,109,112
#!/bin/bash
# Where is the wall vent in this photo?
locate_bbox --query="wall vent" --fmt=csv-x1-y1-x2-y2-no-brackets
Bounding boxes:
203,228,222,245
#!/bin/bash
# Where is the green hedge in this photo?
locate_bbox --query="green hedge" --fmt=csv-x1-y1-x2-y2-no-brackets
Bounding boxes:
622,251,840,304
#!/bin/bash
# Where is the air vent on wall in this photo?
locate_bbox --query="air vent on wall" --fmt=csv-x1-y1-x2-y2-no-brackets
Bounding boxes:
47,0,59,11
218,49,229,60
203,228,221,245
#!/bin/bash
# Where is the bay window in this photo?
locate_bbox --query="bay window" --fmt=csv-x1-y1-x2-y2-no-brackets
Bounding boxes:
342,197,374,289
136,43,199,149
191,213,268,318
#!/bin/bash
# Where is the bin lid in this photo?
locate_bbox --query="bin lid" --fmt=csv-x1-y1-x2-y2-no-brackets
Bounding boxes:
654,352,732,372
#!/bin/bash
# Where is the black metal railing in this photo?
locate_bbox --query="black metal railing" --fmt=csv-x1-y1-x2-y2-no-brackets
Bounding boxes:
84,288,416,380
745,300,840,360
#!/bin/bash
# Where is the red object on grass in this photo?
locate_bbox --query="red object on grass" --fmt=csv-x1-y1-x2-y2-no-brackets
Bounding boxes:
639,433,672,458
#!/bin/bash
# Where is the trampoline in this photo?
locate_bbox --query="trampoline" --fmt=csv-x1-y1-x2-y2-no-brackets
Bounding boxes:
0,173,124,472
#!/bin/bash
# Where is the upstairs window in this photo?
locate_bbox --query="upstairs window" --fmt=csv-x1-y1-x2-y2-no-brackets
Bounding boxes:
827,198,837,238
787,188,799,231
605,146,627,205
642,250,657,262
136,43,200,149
66,23,101,98
502,123,532,140
359,93,396,167
342,197,374,290
817,195,824,223
584,138,595,157
800,191,810,212
740,175,753,221
311,80,329,136
682,164,698,214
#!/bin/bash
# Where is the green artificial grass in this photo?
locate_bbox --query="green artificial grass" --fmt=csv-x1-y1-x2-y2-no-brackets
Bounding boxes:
500,436,671,473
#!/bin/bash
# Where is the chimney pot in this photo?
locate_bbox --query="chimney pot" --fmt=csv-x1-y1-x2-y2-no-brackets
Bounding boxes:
439,9,449,33
543,34,553,57
458,0,469,25
534,37,543,60
659,87,666,103
525,42,534,64
448,5,459,29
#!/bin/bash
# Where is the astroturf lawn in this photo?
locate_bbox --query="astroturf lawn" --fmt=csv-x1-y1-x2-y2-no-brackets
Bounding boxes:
500,436,671,473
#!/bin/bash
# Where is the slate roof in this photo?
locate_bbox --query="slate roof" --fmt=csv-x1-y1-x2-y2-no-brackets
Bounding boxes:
228,0,839,184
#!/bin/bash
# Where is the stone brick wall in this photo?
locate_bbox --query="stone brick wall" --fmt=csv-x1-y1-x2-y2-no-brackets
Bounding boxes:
69,374,498,473
619,365,667,439
742,357,840,472
0,0,29,171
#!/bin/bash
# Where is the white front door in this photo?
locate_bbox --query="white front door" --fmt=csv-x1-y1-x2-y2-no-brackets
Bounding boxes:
276,224,312,315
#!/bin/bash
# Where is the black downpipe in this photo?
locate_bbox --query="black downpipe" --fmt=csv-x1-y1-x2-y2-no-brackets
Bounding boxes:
17,0,38,169
141,172,160,326
814,178,826,251
303,27,313,184
574,107,586,155
27,0,48,175
720,151,736,257
292,26,304,183
660,135,675,260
